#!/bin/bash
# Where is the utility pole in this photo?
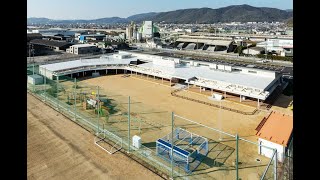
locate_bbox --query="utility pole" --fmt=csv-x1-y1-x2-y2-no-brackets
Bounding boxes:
28,43,31,64
197,39,198,50
265,38,267,61
247,41,249,55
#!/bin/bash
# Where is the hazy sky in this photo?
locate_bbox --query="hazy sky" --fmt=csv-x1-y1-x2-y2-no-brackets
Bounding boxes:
27,0,293,20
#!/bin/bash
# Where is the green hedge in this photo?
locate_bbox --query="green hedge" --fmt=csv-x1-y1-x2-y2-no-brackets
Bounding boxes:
256,54,293,62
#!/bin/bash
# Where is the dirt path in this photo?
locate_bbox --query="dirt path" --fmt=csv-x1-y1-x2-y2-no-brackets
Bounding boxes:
27,93,162,180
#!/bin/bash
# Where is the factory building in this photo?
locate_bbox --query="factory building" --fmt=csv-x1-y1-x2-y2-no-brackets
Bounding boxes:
66,44,100,55
30,39,73,51
140,21,153,38
78,34,106,43
242,47,265,55
175,35,236,52
256,38,293,57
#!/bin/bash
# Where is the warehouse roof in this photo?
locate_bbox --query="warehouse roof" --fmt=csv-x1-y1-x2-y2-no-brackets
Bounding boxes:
40,57,135,72
71,44,97,48
176,37,233,46
30,39,72,48
255,111,293,146
138,62,275,90
80,34,106,37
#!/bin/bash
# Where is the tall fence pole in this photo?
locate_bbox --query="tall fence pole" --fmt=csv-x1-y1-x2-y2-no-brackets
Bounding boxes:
128,96,131,153
56,76,59,110
219,100,222,140
44,68,46,102
171,112,174,179
236,133,239,180
32,44,35,76
74,78,77,121
97,86,100,133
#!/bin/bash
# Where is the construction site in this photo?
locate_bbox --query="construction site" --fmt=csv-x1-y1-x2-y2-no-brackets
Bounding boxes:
27,51,292,179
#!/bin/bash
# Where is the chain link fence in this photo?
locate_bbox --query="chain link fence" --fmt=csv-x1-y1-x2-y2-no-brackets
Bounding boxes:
27,65,280,179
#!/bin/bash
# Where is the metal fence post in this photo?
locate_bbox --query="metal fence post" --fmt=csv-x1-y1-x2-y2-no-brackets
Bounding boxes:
128,96,131,153
171,112,174,179
44,68,46,102
236,133,239,180
274,149,277,180
97,86,100,133
74,78,77,121
56,76,59,110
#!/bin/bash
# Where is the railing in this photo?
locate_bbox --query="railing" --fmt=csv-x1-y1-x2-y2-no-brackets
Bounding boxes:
27,87,185,179
171,87,258,115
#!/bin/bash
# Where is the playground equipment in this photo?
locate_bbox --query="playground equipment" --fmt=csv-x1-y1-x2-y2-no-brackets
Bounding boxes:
66,91,87,105
156,127,209,173
80,92,110,119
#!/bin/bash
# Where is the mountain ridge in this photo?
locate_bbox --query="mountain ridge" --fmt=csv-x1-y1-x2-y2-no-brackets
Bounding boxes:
27,4,292,24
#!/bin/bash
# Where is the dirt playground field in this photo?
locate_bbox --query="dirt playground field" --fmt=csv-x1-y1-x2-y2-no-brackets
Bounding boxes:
81,74,264,138
75,74,278,179
27,93,162,180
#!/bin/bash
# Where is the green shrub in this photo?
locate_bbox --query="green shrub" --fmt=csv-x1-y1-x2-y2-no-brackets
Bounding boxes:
256,54,293,62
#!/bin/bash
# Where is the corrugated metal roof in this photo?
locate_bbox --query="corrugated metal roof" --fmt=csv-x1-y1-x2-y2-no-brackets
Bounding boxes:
71,44,97,48
30,39,71,48
138,62,274,90
256,111,293,146
176,38,232,46
40,57,135,72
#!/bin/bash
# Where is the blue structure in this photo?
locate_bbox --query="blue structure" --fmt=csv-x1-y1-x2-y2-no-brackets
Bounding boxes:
79,34,105,43
156,127,209,173
79,35,86,41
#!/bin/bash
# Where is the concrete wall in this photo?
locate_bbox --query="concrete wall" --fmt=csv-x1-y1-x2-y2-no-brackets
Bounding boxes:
258,138,285,162
28,75,44,85
39,67,54,80
243,49,262,55
217,64,225,70
264,75,281,92
209,64,217,69
224,65,232,72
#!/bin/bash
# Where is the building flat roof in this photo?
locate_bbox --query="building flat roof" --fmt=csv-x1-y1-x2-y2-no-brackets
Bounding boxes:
176,38,232,46
71,44,97,48
138,62,274,90
81,34,106,37
30,39,72,48
40,57,135,72
255,111,293,146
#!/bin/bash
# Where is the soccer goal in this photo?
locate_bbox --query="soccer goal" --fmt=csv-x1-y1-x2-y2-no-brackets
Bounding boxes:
94,128,123,154
156,127,209,173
